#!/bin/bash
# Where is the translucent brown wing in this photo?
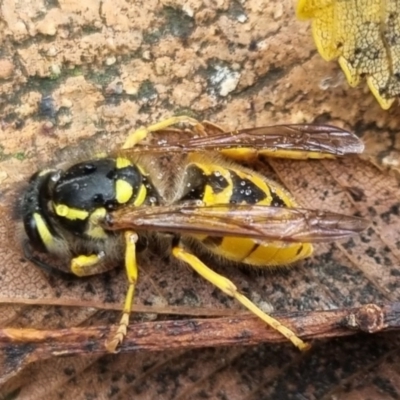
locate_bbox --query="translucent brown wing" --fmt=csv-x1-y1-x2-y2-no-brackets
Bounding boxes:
122,124,364,157
103,204,369,242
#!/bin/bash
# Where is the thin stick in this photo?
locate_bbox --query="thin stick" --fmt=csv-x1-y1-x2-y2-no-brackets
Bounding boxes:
0,303,397,359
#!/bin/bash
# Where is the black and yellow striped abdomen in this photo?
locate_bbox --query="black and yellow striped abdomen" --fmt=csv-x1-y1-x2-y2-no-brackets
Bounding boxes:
179,155,313,266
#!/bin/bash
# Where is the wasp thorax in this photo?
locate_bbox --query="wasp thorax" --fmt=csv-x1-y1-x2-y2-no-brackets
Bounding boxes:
21,157,157,254
53,158,143,212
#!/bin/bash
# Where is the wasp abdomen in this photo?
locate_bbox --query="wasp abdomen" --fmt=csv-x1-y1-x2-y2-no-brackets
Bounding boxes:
179,160,313,266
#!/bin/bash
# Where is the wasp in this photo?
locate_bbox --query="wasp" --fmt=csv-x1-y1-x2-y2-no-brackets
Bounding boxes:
20,116,368,352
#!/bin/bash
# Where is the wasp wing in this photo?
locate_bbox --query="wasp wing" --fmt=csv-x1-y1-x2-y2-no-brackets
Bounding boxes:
123,124,363,158
103,204,369,242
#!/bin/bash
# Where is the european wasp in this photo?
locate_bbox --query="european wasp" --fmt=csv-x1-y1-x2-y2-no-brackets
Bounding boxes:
20,116,368,352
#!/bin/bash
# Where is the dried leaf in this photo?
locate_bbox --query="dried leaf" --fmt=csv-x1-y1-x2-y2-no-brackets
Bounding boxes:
1,0,400,399
297,0,400,109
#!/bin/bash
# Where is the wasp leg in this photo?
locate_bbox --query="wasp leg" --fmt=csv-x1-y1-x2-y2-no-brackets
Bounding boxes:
106,230,138,352
123,116,206,149
172,246,310,351
71,254,108,276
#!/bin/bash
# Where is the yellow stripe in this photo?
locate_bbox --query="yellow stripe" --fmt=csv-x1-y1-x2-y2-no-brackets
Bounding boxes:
54,204,89,220
134,184,147,206
116,179,133,204
259,150,335,160
202,237,314,267
210,237,256,262
33,212,54,247
220,148,257,161
223,148,336,160
243,243,313,266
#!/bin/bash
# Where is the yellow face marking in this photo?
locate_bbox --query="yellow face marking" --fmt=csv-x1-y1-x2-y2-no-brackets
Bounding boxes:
54,204,89,220
33,212,54,247
116,179,134,204
133,184,147,206
116,157,132,169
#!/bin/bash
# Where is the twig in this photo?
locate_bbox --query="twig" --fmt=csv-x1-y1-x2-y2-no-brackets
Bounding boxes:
0,303,398,360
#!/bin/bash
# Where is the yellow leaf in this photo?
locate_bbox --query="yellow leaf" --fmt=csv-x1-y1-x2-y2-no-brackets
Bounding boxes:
296,0,400,109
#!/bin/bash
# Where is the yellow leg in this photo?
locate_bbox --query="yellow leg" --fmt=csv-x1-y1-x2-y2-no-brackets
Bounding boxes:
122,116,206,149
172,247,310,351
106,231,139,352
71,253,105,277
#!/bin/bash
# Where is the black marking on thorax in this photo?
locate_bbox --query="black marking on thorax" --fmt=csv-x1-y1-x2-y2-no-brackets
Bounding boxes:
53,158,159,237
53,158,142,212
